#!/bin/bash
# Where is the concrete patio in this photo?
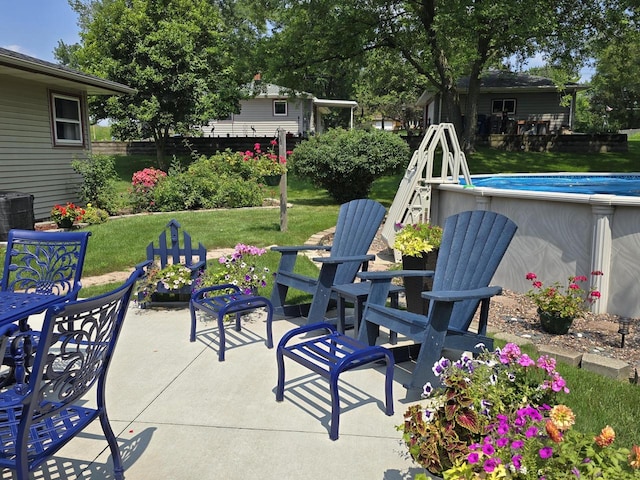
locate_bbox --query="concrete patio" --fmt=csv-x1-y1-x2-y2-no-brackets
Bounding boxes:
8,303,423,480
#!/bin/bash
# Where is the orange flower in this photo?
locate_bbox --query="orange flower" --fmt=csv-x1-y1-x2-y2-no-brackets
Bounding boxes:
549,404,575,431
594,425,616,447
628,445,640,469
545,420,563,443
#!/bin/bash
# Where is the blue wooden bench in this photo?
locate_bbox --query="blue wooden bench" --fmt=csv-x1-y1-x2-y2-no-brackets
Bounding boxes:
139,219,206,308
190,285,274,361
275,322,394,440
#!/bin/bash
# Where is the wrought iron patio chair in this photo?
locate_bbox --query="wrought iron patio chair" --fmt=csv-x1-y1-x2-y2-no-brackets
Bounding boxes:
0,264,145,480
357,210,517,394
270,199,387,324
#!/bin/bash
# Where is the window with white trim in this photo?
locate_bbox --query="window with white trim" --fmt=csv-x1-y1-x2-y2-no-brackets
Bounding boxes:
51,93,83,146
491,98,516,115
273,100,287,116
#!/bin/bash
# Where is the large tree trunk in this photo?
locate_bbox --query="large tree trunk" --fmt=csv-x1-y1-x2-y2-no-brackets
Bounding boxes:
152,128,168,170
461,65,484,153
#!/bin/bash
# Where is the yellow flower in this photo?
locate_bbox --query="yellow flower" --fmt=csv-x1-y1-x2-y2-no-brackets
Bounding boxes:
629,445,640,469
549,404,575,431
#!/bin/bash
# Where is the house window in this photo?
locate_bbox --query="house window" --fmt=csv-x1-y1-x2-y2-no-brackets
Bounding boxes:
273,100,287,116
491,98,516,115
51,93,83,146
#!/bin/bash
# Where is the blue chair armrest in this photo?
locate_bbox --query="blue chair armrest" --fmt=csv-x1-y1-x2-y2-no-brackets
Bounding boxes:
421,285,502,302
135,259,154,270
271,245,332,253
357,270,434,281
313,254,376,264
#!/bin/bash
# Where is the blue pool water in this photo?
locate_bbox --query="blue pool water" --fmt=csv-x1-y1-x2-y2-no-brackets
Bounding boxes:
463,175,640,197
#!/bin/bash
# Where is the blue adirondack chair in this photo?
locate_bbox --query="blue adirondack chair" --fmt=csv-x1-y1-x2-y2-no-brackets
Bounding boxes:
270,199,387,324
357,210,518,393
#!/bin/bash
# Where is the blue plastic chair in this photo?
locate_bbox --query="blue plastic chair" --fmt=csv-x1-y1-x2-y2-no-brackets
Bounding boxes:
0,265,145,480
357,210,517,393
270,199,386,324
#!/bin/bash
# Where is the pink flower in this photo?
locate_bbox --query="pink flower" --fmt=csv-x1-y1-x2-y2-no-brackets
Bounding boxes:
539,446,554,459
533,280,543,288
525,272,537,280
568,283,580,290
590,290,601,299
270,139,278,146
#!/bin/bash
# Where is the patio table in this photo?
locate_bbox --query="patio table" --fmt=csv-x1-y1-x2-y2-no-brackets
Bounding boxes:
0,291,66,329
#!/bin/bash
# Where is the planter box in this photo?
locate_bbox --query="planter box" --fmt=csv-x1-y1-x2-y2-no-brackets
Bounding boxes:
402,249,438,315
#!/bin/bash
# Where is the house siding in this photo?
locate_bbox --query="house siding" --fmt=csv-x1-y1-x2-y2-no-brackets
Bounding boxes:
460,91,569,133
203,97,311,137
0,77,86,221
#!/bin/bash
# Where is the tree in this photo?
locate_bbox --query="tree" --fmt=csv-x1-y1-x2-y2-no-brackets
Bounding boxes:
259,0,636,151
588,27,640,130
58,0,261,168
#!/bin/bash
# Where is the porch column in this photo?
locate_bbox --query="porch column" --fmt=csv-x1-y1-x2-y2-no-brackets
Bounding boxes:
590,196,614,314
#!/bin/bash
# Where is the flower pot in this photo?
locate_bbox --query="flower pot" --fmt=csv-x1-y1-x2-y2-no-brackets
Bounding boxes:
56,218,74,229
263,174,281,186
538,308,574,334
402,249,438,315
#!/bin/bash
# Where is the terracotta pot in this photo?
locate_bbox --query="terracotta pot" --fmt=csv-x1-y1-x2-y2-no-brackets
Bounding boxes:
401,249,438,315
538,308,574,334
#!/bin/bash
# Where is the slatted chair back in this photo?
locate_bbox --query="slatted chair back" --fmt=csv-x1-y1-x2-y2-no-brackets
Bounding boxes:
0,265,144,480
329,199,387,286
1,229,91,298
432,210,518,332
146,219,206,270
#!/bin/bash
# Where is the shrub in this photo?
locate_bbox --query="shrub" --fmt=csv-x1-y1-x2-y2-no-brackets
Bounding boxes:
71,154,119,213
290,128,410,203
131,167,167,212
151,153,265,211
82,203,110,225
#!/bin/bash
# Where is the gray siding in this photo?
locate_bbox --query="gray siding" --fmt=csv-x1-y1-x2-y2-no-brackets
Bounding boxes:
0,77,86,221
204,97,311,137
462,91,569,132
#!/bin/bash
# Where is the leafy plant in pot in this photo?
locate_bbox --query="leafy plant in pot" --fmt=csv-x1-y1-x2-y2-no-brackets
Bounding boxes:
393,222,443,314
525,271,603,334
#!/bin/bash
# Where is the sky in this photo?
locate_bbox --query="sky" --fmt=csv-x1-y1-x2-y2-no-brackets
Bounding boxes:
0,1,594,82
0,0,80,63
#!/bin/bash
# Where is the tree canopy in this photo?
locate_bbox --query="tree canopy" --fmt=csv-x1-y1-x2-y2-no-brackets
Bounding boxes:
58,0,262,167
259,0,637,150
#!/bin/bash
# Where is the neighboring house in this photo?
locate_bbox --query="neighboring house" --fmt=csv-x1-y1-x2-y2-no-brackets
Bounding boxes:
372,116,401,131
202,82,357,138
0,47,134,221
417,71,588,136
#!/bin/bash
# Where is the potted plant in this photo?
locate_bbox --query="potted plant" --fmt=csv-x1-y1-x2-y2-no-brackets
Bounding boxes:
196,243,269,295
136,263,195,305
525,271,603,334
242,140,287,185
50,202,85,229
393,222,443,314
400,343,569,478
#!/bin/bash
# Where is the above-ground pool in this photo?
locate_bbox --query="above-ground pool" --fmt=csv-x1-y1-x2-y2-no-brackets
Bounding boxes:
432,172,640,318
461,174,640,197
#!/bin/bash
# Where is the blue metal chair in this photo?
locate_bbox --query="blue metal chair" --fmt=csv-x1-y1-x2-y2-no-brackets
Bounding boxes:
270,199,386,324
1,229,91,300
0,264,145,480
357,210,517,393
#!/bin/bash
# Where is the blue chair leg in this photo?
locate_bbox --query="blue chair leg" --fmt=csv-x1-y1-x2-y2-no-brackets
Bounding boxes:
100,410,125,480
217,312,227,362
275,349,285,402
265,301,274,349
329,371,341,440
189,301,198,342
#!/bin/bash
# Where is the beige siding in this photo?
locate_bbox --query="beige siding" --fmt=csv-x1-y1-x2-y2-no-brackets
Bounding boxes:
0,77,87,220
204,97,311,137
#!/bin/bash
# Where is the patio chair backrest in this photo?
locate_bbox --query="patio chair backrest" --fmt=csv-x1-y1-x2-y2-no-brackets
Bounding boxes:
0,266,144,477
146,219,206,269
1,229,91,297
329,199,387,286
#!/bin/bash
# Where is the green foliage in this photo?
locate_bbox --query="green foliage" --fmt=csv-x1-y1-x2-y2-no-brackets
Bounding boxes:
62,0,259,167
82,204,109,225
290,128,409,203
392,223,443,257
151,152,264,211
71,154,119,213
